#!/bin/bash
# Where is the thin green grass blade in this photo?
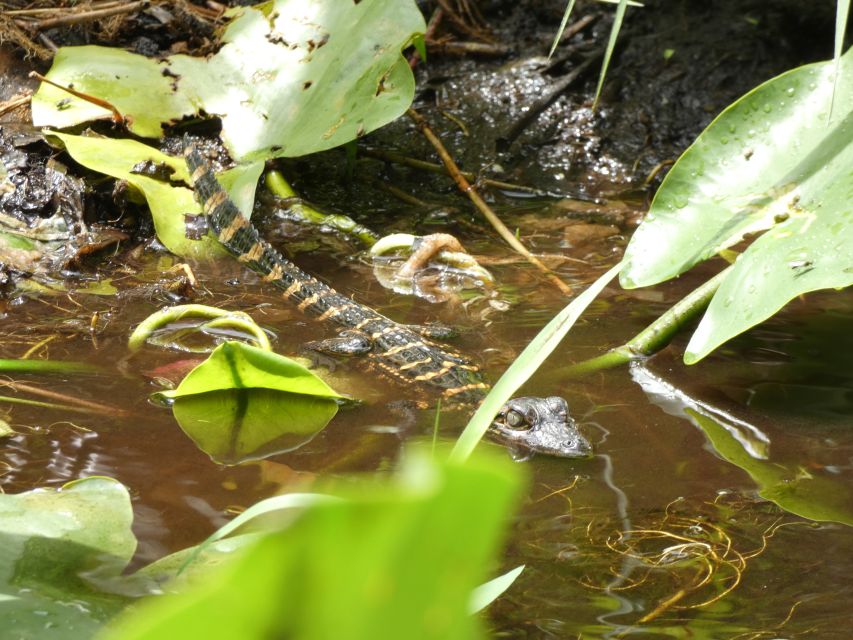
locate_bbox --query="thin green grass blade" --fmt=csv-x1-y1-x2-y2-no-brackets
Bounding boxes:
832,0,850,117
592,0,629,108
836,0,850,59
177,493,340,575
469,565,524,614
450,262,623,463
548,0,577,57
0,359,104,374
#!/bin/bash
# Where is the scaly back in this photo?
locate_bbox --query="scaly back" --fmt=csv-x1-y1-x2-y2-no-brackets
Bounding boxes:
183,140,489,404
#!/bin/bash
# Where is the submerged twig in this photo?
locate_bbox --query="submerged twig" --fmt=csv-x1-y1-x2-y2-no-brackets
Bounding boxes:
427,40,511,56
370,178,432,208
556,13,599,46
0,94,31,118
406,108,573,296
0,380,130,416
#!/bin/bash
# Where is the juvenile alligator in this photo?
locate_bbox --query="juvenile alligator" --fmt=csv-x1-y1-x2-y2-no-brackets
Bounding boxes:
183,139,591,458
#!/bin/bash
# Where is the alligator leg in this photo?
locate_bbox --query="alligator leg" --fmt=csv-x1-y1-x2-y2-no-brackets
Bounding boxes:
301,329,373,371
402,323,457,340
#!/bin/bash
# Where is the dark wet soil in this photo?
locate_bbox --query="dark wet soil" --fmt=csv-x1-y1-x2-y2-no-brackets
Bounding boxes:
1,0,851,637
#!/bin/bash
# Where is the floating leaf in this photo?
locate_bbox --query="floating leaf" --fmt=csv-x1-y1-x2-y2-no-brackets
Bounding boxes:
621,50,853,362
172,389,339,464
32,0,425,162
156,342,345,463
157,341,344,401
0,478,136,639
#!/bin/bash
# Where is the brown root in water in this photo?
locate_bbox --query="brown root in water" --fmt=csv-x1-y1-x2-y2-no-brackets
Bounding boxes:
581,494,814,628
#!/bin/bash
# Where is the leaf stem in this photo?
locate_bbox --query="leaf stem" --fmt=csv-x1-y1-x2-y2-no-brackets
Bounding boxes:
558,266,729,377
129,304,271,352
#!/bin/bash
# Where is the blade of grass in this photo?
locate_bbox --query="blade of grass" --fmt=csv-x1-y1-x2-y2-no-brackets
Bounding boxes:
592,0,630,108
450,261,623,463
832,0,850,117
0,394,107,414
0,359,104,374
469,565,525,614
548,0,577,57
178,492,340,575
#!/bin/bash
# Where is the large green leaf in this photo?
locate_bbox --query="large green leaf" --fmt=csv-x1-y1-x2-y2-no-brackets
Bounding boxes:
0,478,136,638
157,341,344,401
156,342,345,462
100,446,525,640
48,132,263,258
622,49,853,361
32,0,425,162
172,390,339,464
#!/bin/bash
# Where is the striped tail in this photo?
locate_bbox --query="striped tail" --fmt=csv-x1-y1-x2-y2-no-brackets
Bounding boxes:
181,139,379,326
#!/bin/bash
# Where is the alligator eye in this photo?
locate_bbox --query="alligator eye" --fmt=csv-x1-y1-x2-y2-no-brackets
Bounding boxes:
503,409,529,430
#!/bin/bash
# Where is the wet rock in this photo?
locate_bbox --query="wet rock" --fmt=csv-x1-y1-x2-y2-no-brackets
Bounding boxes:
562,222,619,247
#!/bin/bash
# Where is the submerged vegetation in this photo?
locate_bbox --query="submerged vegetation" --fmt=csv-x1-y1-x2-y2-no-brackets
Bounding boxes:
0,0,850,637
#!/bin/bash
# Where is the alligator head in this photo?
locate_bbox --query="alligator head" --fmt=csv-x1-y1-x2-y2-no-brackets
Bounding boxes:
491,396,592,458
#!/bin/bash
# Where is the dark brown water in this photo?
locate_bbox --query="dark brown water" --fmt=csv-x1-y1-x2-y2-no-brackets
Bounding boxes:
2,211,852,638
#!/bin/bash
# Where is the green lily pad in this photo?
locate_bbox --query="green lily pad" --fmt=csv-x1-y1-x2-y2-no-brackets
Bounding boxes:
157,341,344,401
622,49,853,362
156,342,345,463
32,0,425,162
172,389,339,464
0,477,136,639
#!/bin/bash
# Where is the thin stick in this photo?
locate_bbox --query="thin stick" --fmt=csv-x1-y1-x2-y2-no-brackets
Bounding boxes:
32,1,148,31
434,0,494,43
28,71,124,125
407,108,573,295
427,41,510,56
0,394,105,414
0,380,130,416
371,178,432,208
0,95,30,118
557,13,599,45
5,0,129,15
